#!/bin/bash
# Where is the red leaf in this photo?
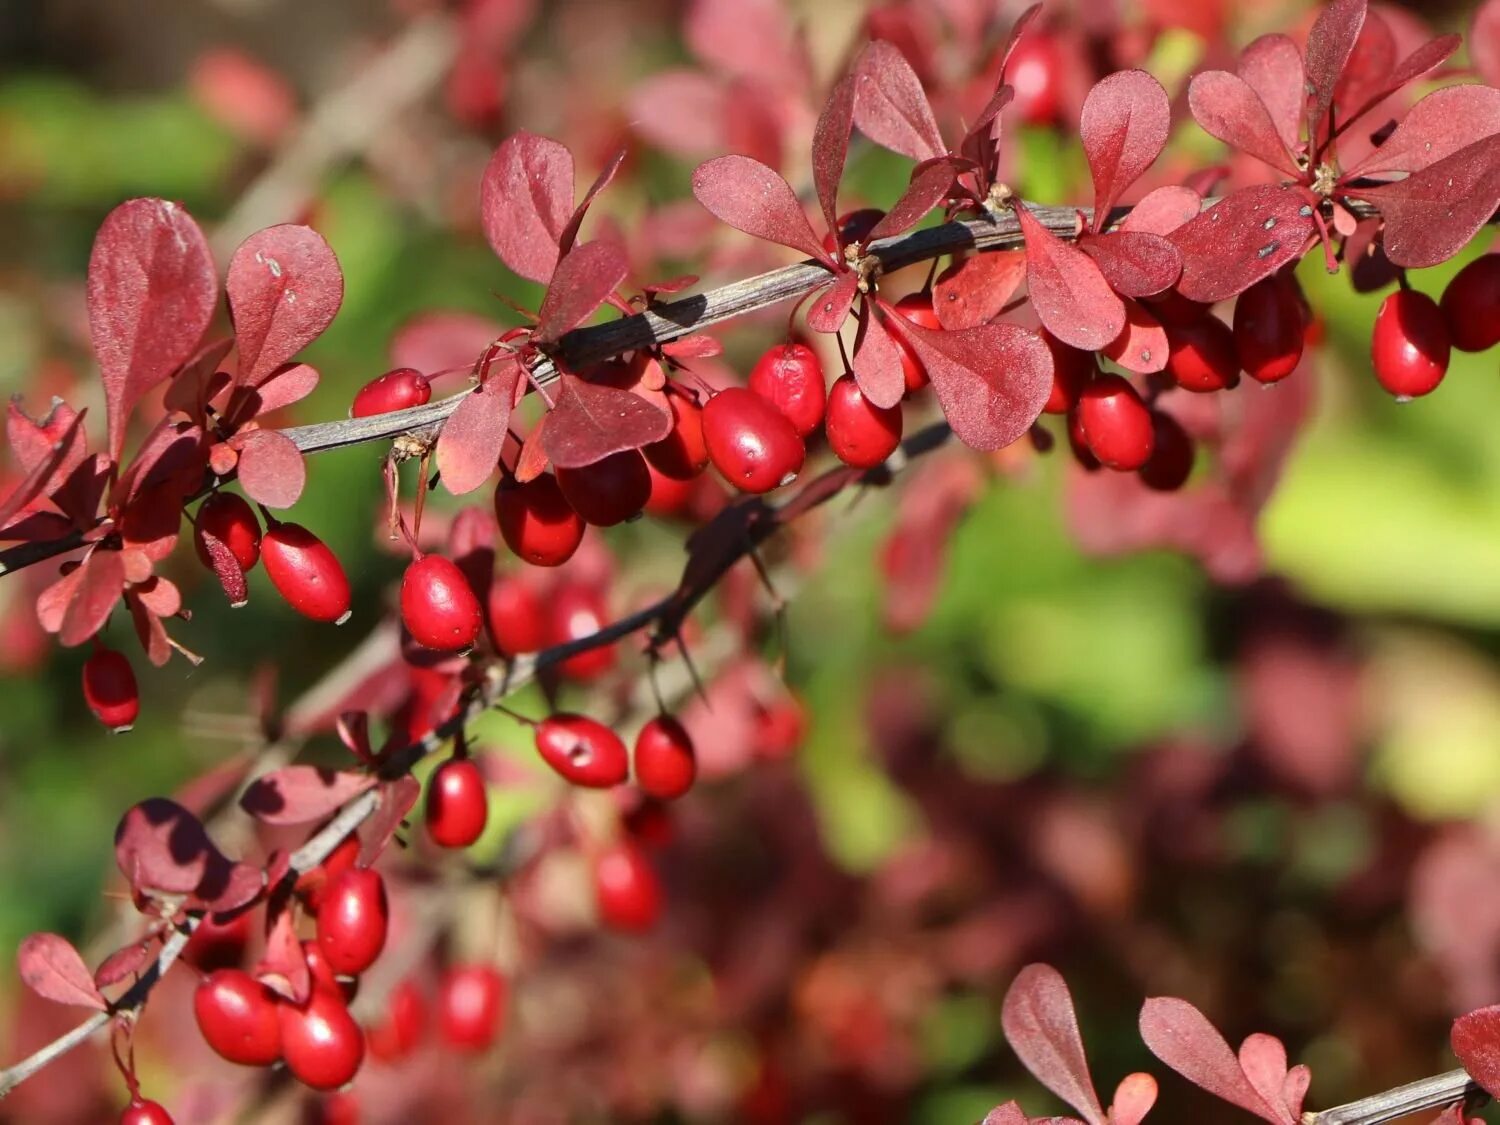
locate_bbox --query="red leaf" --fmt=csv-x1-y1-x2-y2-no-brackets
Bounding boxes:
1015,204,1125,351
894,320,1052,451
1340,34,1461,130
558,148,627,258
1101,297,1169,374
1081,230,1181,297
240,765,376,825
256,906,310,1004
94,938,159,989
1304,0,1368,149
852,40,947,164
866,159,957,242
1238,1034,1296,1125
1001,964,1106,1125
200,530,248,608
982,1103,1028,1125
1188,71,1301,176
226,225,343,387
1169,185,1317,302
127,591,173,668
1476,0,1500,88
17,934,107,1012
542,374,671,469
851,311,907,409
806,273,860,334
811,75,858,247
135,576,180,619
1081,70,1171,227
1110,1074,1159,1125
934,251,1026,330
1332,11,1395,131
628,71,729,157
1347,85,1500,177
534,240,629,342
1454,1006,1500,1098
693,155,833,266
660,333,720,358
114,798,218,896
186,854,264,915
390,311,503,374
685,0,805,91
358,776,422,865
162,336,234,418
437,362,520,496
879,456,982,634
0,405,87,531
1348,134,1500,268
1237,35,1305,157
1281,1066,1311,1118
247,362,320,416
481,131,575,284
87,198,218,462
513,414,551,482
58,548,126,647
234,428,305,509
1139,997,1281,1123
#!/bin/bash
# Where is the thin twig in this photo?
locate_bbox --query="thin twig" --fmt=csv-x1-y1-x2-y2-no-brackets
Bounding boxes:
1306,1068,1484,1125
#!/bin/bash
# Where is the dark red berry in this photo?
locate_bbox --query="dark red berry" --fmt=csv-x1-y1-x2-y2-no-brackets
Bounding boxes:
487,573,547,656
1234,276,1304,384
425,757,488,848
495,474,585,567
1440,254,1500,353
747,343,827,437
351,367,431,418
262,523,352,624
547,583,617,680
1138,412,1195,492
633,715,697,800
1371,289,1450,399
1006,33,1062,125
279,988,365,1091
1075,374,1154,471
366,977,426,1063
555,450,652,526
643,389,709,480
825,375,903,468
594,842,663,933
702,387,805,494
193,968,282,1067
182,908,253,973
120,1099,174,1125
1041,331,1096,414
437,964,506,1051
1066,409,1102,471
315,868,388,976
194,492,261,572
534,713,629,788
302,939,352,1002
297,831,360,914
753,697,805,761
644,460,697,518
823,207,886,254
83,647,139,732
1165,316,1240,392
400,554,482,651
891,293,940,391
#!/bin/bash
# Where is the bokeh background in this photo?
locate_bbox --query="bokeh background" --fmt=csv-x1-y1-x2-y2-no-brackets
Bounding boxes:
1,0,1499,1121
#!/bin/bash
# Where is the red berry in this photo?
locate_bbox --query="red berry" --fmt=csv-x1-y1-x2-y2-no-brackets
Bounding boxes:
366,977,426,1063
1371,289,1450,399
644,460,697,518
437,964,507,1051
182,908,253,972
83,647,139,732
702,387,805,494
425,757,488,848
547,583,617,680
534,713,629,787
1007,33,1062,125
1440,254,1500,352
825,375,903,469
315,868,388,976
1041,332,1096,414
487,573,547,656
747,343,827,437
194,492,261,572
555,450,652,526
193,968,282,1067
297,830,360,914
1165,316,1240,392
262,523,352,624
1145,289,1211,327
823,207,886,254
495,474,585,567
1066,409,1102,471
594,842,663,933
1075,374,1154,471
351,367,431,418
644,389,709,480
1234,276,1304,384
400,554,482,651
633,715,697,800
120,1099,174,1125
307,1092,361,1125
1138,412,1195,492
279,988,365,1091
753,697,805,761
891,294,939,391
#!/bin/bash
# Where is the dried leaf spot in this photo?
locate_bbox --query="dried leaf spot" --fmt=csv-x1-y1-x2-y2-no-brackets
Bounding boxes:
254,251,284,279
1257,241,1281,259
1263,217,1277,230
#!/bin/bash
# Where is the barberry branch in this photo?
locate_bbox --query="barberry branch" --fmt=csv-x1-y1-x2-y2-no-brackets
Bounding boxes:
1306,1068,1485,1125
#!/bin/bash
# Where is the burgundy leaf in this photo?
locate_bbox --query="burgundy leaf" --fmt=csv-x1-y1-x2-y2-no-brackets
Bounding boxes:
1140,997,1281,1123
1332,11,1395,131
116,418,205,509
234,428,305,509
1015,204,1125,351
806,273,861,334
358,776,422,865
513,414,551,482
200,530,249,608
1282,1065,1311,1119
534,240,629,342
247,362,320,416
240,765,376,825
982,1102,1029,1125
543,374,672,469
997,4,1043,75
1081,70,1171,227
1081,230,1182,297
256,906,310,1004
558,148,627,258
135,576,180,619
0,406,87,531
812,75,858,247
226,225,343,387
684,0,805,90
1304,0,1368,150
87,198,218,461
1101,297,1169,374
1348,134,1500,267
851,311,907,409
959,85,1014,174
1340,34,1461,131
162,336,234,418
643,275,700,298
692,155,833,265
127,591,173,668
1188,71,1301,176
894,320,1052,451
481,131,575,284
17,934,107,1012
1346,85,1500,176
390,311,503,374
436,361,520,496
1238,1034,1295,1125
114,798,216,896
188,855,264,915
94,938,158,989
1453,1006,1500,1098
1110,1073,1159,1125
934,250,1026,329
1169,185,1317,302
866,160,957,243
1237,35,1306,157
628,71,730,157
1476,0,1500,88
1001,964,1106,1125
660,333,720,358
852,40,947,164
58,548,125,647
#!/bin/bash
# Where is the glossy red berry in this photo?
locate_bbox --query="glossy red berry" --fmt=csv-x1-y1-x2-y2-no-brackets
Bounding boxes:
547,583,617,680
555,450,652,526
193,968,282,1066
351,367,431,418
1233,276,1304,384
594,842,663,933
1371,289,1450,399
535,713,629,787
437,964,507,1051
702,387,805,494
823,207,886,254
644,389,709,480
279,988,365,1091
1007,34,1062,125
487,573,547,656
262,523,352,624
194,492,261,572
825,375,903,469
400,554,482,651
83,647,139,732
1066,409,1101,471
425,757,488,848
495,474,585,567
182,908,253,973
644,460,697,518
1165,316,1240,392
892,293,940,390
1440,254,1500,352
633,715,697,800
1074,374,1154,471
366,977,426,1063
120,1099,174,1125
1138,412,1195,492
297,830,360,914
315,868,388,976
747,343,827,437
1041,332,1096,414
302,939,351,1001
